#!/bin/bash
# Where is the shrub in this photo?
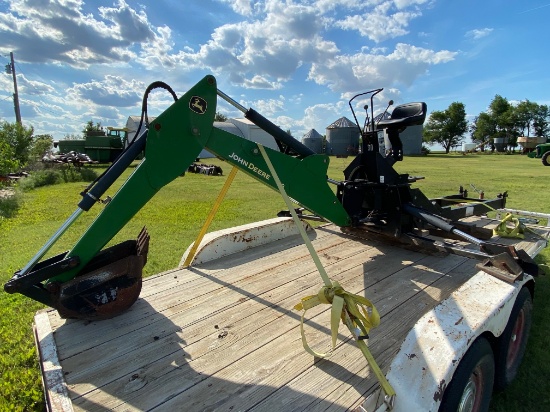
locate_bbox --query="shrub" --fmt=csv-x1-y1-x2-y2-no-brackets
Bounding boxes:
0,190,21,218
19,170,62,190
19,166,98,191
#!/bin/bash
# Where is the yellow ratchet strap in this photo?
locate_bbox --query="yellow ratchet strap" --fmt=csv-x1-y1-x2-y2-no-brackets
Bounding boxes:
493,213,524,239
444,198,527,240
182,166,238,267
256,144,395,400
293,280,379,357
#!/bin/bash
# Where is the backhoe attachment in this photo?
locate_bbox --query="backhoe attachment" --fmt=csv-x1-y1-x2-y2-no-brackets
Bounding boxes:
4,75,541,320
5,75,218,319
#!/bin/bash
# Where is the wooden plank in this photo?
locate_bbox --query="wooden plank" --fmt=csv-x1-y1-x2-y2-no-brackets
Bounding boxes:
33,311,74,412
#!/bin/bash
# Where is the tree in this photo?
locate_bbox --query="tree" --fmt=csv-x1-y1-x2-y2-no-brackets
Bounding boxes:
488,95,520,150
0,121,34,166
63,133,81,140
30,134,54,160
82,120,104,137
423,102,468,153
214,112,228,122
488,95,512,137
0,139,19,176
470,113,496,149
514,100,538,137
533,104,549,137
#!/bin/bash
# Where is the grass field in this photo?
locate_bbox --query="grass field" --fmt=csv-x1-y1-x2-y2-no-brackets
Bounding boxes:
1,152,549,411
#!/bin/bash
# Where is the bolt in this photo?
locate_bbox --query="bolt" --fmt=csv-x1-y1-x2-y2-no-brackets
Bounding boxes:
154,123,161,131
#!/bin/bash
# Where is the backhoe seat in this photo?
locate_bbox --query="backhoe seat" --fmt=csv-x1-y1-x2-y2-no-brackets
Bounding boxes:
376,102,427,162
376,102,427,131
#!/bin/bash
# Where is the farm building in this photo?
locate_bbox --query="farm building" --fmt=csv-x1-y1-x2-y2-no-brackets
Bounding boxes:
325,117,360,156
301,129,324,154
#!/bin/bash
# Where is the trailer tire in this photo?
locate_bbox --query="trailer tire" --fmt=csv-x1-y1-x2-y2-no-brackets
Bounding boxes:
494,287,532,391
439,337,494,412
541,151,550,166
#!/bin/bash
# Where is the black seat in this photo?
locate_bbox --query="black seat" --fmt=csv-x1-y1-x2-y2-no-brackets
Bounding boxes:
376,102,427,130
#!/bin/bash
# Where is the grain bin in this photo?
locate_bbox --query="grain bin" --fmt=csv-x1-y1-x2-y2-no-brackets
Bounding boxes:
325,117,359,156
301,129,324,154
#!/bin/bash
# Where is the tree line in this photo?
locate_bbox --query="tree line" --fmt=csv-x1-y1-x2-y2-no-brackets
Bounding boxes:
423,96,549,153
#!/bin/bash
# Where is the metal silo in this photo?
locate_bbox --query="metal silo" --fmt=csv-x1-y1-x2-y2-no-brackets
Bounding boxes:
301,129,323,154
325,117,360,156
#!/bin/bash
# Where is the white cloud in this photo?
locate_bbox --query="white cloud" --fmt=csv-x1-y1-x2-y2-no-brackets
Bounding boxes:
335,2,422,43
308,43,457,93
0,0,160,67
251,98,286,116
466,28,493,40
17,74,56,96
218,0,255,16
244,75,283,90
67,75,145,107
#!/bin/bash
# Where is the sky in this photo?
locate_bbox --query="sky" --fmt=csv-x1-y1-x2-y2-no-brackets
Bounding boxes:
1,0,550,145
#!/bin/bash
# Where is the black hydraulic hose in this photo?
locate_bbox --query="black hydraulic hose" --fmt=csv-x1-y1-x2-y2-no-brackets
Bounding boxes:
245,108,315,157
78,129,148,211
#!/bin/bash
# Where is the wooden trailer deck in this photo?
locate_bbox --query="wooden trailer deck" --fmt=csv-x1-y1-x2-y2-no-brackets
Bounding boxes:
34,218,549,412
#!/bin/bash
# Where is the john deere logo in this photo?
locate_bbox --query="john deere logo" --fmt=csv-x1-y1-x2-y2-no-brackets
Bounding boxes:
189,96,207,114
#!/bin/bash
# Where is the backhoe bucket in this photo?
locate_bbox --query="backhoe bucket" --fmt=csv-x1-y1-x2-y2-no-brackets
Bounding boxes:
53,228,150,320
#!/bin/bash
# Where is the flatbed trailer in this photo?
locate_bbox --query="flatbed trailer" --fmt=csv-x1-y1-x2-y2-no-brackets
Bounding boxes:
34,215,549,412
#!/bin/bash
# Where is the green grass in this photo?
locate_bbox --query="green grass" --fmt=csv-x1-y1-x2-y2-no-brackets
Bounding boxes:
0,153,549,411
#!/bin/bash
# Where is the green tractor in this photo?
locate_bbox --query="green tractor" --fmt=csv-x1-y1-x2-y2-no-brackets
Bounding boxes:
527,141,550,165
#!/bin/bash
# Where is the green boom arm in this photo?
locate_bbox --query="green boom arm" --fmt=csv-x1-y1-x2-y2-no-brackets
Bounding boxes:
50,75,350,284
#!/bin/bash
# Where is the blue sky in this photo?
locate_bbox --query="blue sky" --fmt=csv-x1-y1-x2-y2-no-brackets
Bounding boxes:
1,0,549,143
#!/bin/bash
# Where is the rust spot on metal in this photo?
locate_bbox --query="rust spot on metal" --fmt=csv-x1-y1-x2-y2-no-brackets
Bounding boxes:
433,379,447,402
454,317,464,325
406,353,417,360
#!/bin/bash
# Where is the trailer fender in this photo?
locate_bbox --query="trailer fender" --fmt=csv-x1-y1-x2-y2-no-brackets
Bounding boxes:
384,272,531,412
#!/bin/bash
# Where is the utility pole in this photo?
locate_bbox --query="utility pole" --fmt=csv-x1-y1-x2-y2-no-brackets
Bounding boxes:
5,52,22,124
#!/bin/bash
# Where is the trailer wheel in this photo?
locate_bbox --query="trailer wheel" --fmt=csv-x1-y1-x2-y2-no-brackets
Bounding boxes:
541,151,550,166
439,337,494,412
494,287,532,391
